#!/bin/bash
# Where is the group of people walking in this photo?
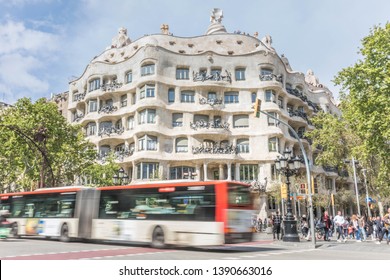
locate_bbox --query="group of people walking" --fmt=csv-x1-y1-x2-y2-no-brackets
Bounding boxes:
268,207,390,244
300,207,390,243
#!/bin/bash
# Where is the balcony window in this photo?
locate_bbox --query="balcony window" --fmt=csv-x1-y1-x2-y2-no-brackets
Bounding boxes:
260,68,273,81
224,91,239,104
211,67,222,76
139,109,156,124
235,68,246,81
180,91,195,103
85,122,96,136
265,89,276,103
127,116,135,130
120,94,127,107
176,137,188,153
170,166,195,180
176,68,190,80
287,104,293,113
99,121,113,132
233,115,249,128
115,119,123,130
172,113,183,127
140,84,155,99
115,143,125,153
137,162,159,179
297,127,306,138
125,71,132,83
237,138,249,153
141,63,155,76
240,164,258,181
138,135,157,151
277,96,284,109
268,137,279,152
194,114,209,123
268,112,279,126
208,92,217,100
251,92,257,103
88,78,100,92
99,145,111,157
88,99,98,113
168,88,175,103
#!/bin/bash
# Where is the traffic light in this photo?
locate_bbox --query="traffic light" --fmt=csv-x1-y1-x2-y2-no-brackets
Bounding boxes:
281,183,287,199
253,98,261,118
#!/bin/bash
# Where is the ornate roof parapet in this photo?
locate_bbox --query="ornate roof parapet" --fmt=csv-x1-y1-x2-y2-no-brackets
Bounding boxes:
206,8,227,35
110,27,131,49
160,24,172,35
305,69,323,88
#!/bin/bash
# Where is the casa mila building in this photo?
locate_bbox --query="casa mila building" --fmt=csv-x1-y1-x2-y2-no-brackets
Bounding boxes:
65,9,344,219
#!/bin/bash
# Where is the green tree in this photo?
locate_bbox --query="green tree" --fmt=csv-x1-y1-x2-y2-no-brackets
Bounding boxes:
0,98,100,191
334,22,390,196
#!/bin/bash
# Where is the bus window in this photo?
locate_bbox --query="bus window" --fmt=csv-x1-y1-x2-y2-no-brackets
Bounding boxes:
228,185,251,206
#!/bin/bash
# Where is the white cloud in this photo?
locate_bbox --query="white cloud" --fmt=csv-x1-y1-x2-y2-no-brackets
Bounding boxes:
0,20,59,103
0,53,49,91
0,20,59,55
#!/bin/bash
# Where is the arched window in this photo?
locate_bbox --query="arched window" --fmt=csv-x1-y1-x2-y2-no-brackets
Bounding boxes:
127,116,135,130
85,122,96,136
137,162,159,179
237,138,249,153
170,166,195,180
88,78,100,92
138,135,157,151
233,115,249,128
176,137,188,153
99,145,111,156
141,63,155,76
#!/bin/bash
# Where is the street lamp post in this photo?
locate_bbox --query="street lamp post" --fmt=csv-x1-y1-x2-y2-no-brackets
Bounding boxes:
275,149,301,242
254,99,316,245
362,169,371,218
113,167,129,185
344,157,361,216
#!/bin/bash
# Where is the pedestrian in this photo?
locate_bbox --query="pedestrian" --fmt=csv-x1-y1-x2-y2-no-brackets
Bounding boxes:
334,211,347,242
366,216,374,240
321,211,332,241
272,211,282,240
351,214,361,242
376,207,390,245
374,216,383,240
358,215,366,241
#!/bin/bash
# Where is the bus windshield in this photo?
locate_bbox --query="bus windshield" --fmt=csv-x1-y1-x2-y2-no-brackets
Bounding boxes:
228,184,251,206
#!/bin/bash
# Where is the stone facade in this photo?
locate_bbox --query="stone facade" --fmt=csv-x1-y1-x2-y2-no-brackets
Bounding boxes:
65,10,343,219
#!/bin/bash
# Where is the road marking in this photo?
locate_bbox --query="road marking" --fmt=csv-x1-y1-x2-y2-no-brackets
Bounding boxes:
1,247,172,260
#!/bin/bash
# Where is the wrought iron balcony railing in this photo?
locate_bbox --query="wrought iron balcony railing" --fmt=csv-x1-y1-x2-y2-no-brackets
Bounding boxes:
190,120,230,131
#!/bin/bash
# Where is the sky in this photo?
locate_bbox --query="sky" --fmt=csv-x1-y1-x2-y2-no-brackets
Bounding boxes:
0,0,389,104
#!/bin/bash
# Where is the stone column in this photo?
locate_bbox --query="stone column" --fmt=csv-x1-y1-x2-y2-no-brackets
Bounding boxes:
227,163,232,181
219,164,224,180
235,163,241,182
195,165,201,181
203,162,208,181
166,163,170,180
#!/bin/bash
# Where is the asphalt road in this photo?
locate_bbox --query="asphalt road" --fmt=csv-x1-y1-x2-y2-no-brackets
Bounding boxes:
1,233,389,260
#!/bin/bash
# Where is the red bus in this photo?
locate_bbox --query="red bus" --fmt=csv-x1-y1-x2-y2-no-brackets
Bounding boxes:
0,181,254,247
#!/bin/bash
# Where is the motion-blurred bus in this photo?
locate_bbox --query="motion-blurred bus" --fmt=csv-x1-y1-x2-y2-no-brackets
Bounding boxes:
0,181,254,247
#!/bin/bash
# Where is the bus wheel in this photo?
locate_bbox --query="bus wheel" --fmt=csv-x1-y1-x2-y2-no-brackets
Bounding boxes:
151,226,165,248
11,223,19,239
60,224,70,242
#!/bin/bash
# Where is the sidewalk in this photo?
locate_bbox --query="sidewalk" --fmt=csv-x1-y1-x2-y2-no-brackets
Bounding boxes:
252,232,349,249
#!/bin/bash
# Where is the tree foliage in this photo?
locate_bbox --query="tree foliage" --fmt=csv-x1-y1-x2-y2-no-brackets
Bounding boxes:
0,98,111,191
334,22,390,195
307,23,390,200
